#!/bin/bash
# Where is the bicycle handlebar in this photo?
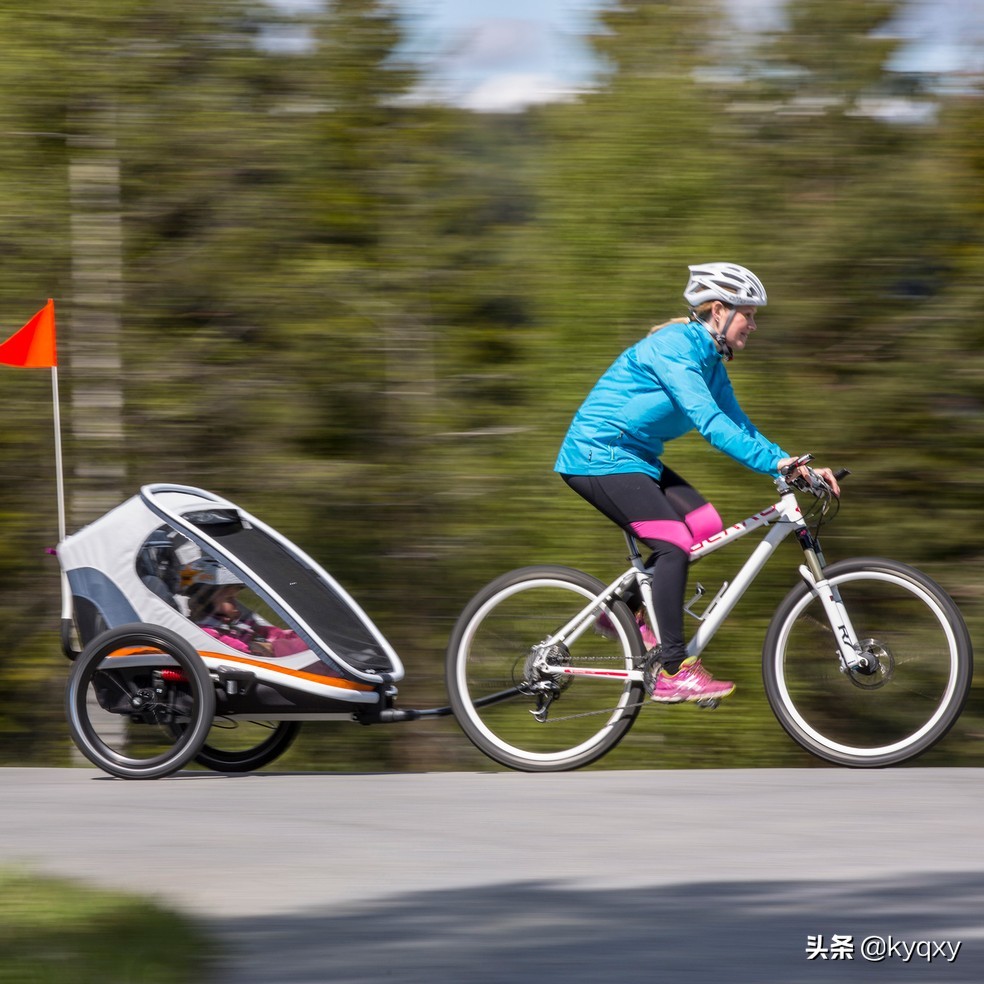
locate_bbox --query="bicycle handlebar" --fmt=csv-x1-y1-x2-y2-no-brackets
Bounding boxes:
777,455,850,498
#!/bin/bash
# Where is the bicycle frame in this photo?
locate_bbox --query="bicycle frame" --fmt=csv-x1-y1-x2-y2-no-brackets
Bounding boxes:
537,487,866,683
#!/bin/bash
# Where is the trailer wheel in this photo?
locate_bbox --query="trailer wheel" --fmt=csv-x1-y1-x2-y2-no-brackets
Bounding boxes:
65,623,215,779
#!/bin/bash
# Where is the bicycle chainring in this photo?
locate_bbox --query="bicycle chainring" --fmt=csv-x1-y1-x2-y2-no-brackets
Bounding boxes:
641,647,664,698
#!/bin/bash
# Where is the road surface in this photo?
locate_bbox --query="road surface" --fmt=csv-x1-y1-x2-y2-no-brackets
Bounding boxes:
1,767,981,982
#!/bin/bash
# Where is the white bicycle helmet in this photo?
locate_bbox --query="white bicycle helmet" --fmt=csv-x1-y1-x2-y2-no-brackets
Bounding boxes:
683,262,768,308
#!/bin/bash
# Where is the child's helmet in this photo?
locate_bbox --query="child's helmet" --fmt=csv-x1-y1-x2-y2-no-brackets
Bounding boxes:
180,556,244,592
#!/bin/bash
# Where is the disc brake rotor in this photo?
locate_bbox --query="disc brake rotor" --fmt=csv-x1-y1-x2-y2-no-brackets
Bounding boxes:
846,639,894,690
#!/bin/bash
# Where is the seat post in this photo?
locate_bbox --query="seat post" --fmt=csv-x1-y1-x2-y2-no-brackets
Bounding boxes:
623,531,646,569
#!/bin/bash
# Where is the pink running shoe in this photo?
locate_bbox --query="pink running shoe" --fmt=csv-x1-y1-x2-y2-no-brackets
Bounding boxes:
650,657,736,703
593,611,619,641
593,612,659,650
636,615,659,651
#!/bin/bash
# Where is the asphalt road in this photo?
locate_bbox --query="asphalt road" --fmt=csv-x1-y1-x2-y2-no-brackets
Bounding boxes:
1,766,982,982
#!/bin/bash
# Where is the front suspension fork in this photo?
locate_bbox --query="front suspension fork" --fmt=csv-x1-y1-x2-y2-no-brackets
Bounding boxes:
796,531,865,670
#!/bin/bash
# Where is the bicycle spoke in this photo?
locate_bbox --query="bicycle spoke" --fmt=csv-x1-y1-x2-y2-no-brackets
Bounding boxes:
764,560,971,766
447,566,645,771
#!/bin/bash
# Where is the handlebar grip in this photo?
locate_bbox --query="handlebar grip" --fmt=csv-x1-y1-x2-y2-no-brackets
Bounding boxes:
833,468,851,481
780,453,814,476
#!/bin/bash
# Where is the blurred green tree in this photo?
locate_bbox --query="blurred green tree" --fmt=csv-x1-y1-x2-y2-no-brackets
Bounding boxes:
517,0,984,767
0,0,981,770
0,0,543,768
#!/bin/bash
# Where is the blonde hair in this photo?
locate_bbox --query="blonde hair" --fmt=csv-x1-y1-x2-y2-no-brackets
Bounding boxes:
648,302,715,335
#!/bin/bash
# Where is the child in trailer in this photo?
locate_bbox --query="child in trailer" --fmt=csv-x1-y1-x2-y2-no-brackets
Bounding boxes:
181,557,308,658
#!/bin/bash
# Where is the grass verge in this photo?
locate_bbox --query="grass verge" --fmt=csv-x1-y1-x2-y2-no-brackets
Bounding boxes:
0,868,215,983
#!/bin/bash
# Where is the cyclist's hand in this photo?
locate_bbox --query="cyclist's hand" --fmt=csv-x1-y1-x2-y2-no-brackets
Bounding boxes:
778,456,841,497
812,467,841,497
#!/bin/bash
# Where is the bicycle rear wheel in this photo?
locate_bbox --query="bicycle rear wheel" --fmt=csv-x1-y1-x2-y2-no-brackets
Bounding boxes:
763,558,972,767
447,565,646,771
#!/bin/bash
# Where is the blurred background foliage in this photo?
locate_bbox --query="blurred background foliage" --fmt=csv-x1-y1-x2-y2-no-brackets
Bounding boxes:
1,0,983,771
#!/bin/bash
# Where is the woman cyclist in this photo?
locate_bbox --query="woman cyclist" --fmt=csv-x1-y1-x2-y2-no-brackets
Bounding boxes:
555,262,839,703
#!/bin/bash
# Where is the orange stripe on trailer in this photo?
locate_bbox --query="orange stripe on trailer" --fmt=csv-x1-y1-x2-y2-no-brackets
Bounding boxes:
200,651,379,692
105,646,165,657
101,647,378,693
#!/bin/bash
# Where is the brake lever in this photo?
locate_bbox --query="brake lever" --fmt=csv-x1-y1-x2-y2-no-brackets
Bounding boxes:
792,469,823,495
776,458,849,498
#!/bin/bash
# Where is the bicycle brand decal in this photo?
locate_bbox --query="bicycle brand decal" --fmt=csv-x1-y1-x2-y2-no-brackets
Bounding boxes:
691,506,778,552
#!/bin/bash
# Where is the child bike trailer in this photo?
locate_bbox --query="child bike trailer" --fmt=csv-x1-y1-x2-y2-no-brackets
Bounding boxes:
57,483,426,779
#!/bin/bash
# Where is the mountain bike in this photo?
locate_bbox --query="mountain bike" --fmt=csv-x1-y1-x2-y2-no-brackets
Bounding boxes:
446,457,973,771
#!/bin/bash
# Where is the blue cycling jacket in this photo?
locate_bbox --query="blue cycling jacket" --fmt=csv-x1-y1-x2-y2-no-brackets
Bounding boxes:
554,320,788,480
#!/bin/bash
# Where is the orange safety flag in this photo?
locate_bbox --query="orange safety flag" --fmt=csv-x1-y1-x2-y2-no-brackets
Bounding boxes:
0,299,57,368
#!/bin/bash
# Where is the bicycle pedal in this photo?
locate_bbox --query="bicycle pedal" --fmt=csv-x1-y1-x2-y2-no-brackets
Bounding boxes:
695,698,720,709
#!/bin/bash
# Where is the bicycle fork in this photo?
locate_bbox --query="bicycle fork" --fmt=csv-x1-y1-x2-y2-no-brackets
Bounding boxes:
795,532,870,673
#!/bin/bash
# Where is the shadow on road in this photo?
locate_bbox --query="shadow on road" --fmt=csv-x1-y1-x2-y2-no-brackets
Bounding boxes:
209,871,983,983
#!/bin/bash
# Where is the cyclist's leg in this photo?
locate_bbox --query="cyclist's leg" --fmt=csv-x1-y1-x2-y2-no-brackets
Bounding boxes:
560,471,694,666
562,471,734,702
660,465,724,548
635,469,735,700
644,466,725,668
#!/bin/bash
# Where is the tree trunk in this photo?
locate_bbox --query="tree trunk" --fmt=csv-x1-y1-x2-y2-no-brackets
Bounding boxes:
66,107,126,528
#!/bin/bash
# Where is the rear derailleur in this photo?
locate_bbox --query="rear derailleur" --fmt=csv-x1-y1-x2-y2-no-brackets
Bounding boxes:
521,642,573,722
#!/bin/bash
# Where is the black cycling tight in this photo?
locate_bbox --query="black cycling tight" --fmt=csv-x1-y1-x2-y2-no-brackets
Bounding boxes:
561,469,723,670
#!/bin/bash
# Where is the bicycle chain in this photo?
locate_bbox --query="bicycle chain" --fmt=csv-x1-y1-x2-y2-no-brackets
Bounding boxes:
538,697,651,723
520,648,660,723
536,654,660,722
539,691,724,723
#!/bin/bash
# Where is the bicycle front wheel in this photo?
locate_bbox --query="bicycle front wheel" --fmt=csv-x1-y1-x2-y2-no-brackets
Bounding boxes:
763,558,973,767
447,565,646,772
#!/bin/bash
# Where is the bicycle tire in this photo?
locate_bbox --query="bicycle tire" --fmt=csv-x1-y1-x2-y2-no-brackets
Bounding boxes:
763,558,972,767
447,565,646,771
194,721,301,773
65,623,216,780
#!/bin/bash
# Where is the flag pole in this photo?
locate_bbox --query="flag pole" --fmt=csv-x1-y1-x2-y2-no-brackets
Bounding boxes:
47,315,75,657
50,364,67,544
0,299,64,538
0,298,73,648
